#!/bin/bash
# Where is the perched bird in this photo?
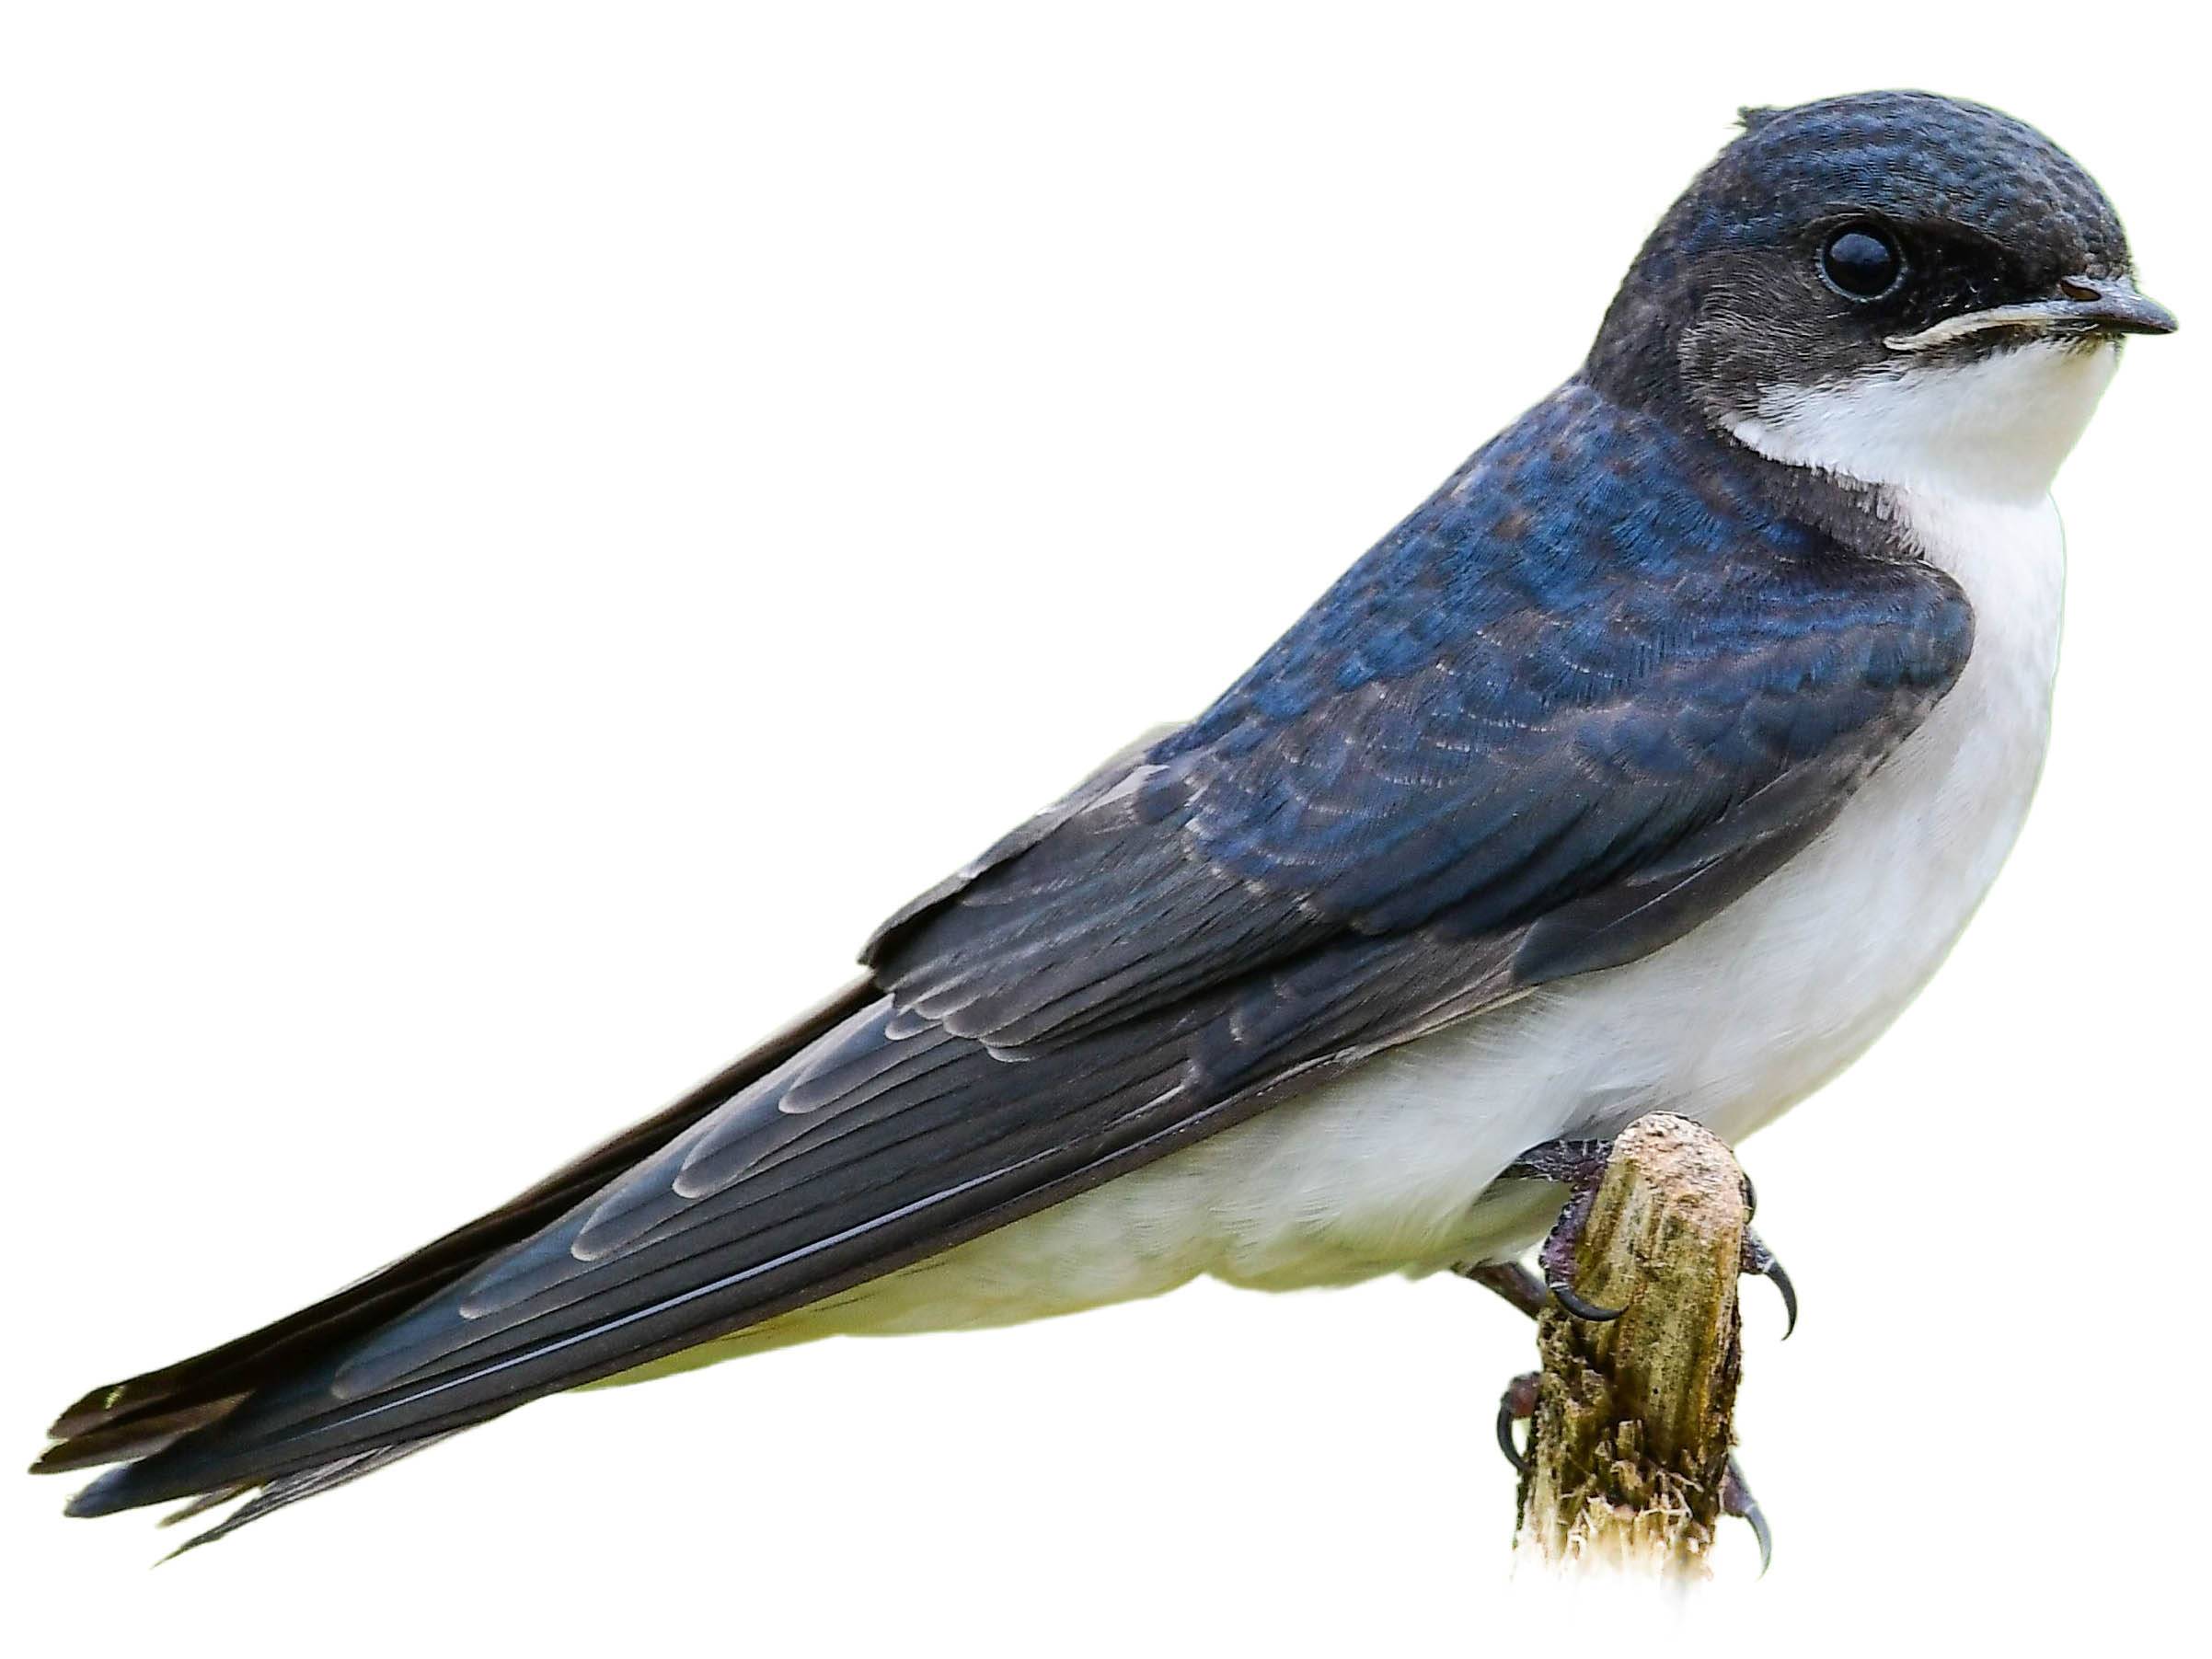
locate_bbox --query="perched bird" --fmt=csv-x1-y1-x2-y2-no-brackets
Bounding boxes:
39,90,2173,1551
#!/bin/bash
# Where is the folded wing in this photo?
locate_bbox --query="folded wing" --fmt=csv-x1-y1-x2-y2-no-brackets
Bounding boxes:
48,381,1973,1532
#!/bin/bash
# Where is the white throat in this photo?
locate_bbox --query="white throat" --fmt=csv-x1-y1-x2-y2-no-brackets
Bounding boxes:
1727,338,2119,504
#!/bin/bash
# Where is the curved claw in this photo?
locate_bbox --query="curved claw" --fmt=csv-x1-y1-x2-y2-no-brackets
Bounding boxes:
1495,1397,1525,1472
1761,1253,1799,1340
1548,1276,1626,1322
1741,1227,1798,1339
1494,1371,1540,1473
1736,1492,1774,1578
1722,1457,1773,1576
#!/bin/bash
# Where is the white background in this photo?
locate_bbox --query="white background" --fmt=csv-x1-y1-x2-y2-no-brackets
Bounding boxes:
4,4,2203,1652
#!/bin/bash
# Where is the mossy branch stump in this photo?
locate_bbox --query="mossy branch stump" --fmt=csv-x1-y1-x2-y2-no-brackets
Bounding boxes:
1515,1113,1748,1580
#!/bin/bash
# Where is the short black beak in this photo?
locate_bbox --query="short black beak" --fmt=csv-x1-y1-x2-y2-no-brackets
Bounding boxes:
1885,273,2179,352
2053,273,2180,338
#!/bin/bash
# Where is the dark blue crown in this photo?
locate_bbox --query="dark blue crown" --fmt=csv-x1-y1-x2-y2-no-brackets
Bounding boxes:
1673,91,2129,284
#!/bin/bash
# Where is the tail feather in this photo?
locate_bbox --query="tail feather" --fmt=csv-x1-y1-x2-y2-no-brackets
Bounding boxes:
156,1436,458,1559
37,979,874,1546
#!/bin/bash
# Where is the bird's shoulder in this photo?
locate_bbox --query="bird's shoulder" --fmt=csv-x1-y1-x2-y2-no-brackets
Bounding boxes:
1169,379,1971,767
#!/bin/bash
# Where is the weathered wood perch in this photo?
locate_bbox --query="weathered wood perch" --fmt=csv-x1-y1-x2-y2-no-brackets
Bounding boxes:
1515,1113,1749,1579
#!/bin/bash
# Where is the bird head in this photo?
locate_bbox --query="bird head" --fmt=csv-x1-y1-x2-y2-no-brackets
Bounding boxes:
1587,91,2175,502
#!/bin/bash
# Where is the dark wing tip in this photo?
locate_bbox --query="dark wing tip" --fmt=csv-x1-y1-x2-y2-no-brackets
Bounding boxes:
48,1380,141,1441
34,1393,249,1477
37,979,881,1496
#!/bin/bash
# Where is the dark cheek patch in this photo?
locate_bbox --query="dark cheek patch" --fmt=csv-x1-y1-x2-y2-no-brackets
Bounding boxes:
1675,254,1886,420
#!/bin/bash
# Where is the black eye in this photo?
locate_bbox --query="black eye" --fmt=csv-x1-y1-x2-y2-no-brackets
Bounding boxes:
1818,225,1905,301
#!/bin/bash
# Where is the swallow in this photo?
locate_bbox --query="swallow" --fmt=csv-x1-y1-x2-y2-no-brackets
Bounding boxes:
38,89,2174,1550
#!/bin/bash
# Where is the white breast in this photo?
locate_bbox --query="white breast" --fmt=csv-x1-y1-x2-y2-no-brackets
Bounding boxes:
1514,483,2067,1159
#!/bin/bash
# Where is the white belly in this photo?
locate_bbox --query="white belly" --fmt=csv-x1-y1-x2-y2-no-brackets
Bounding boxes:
634,490,2065,1369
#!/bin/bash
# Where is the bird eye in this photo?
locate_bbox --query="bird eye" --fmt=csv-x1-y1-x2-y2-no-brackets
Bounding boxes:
1817,225,1905,301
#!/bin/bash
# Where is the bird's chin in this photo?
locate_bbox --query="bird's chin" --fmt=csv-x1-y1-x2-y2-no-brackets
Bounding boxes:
1727,337,2120,502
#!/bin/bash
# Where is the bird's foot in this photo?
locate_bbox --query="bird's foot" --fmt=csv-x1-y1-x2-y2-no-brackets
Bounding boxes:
1468,1140,1791,1572
1493,1136,1797,1333
1731,1164,1798,1337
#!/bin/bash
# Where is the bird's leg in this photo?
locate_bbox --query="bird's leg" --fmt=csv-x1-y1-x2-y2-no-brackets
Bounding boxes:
1496,1137,1627,1320
1460,1260,1549,1320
